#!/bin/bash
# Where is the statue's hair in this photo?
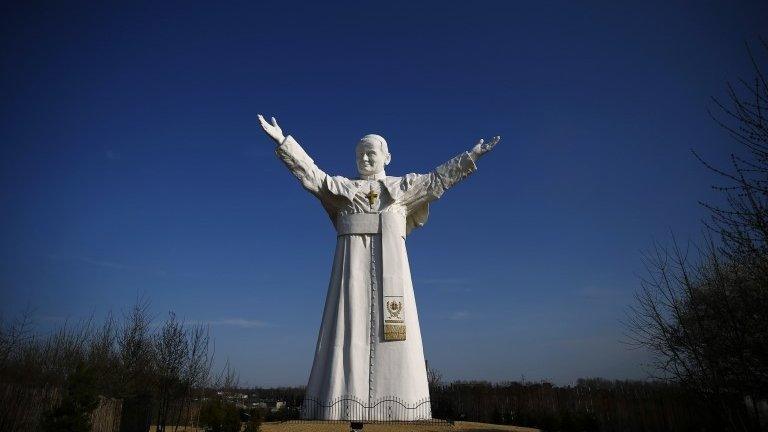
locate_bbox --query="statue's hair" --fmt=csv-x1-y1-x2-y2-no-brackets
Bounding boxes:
357,134,389,155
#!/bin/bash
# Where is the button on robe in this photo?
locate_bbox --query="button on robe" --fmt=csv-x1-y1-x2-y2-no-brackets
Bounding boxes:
275,135,477,420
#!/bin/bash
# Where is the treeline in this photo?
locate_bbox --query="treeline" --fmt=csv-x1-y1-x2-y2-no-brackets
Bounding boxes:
248,386,305,408
0,297,237,432
429,378,730,432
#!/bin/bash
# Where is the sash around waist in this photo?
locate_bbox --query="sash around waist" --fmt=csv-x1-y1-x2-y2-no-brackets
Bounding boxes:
335,212,406,239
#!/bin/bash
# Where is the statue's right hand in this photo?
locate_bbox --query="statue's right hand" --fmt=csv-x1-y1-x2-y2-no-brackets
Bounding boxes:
258,114,285,144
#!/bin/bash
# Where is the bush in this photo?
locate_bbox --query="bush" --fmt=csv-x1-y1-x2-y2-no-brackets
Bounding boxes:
198,399,241,432
41,362,99,432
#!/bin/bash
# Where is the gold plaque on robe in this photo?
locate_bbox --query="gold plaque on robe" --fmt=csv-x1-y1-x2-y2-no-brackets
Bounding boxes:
384,324,406,341
383,296,405,341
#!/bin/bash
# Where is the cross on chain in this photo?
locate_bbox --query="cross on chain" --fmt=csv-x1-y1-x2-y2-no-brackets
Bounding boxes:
365,185,379,208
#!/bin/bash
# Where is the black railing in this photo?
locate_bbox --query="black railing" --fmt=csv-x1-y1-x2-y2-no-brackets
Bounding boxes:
290,395,451,424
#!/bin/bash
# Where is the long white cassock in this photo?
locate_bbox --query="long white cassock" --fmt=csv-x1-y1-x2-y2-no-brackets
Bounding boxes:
275,135,477,421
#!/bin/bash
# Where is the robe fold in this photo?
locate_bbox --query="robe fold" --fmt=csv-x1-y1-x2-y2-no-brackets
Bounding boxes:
275,135,476,420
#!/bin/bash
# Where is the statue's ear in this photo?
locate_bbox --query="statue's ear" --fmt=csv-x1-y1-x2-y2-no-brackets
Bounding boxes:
385,153,392,165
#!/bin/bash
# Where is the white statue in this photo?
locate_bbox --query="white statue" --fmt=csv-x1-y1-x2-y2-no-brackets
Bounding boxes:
258,115,499,420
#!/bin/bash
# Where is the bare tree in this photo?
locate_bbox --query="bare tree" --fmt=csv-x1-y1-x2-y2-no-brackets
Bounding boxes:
627,40,768,432
213,358,240,393
118,296,156,432
173,323,212,432
698,39,768,261
0,294,224,432
427,363,444,390
153,312,188,432
698,39,768,408
88,312,120,396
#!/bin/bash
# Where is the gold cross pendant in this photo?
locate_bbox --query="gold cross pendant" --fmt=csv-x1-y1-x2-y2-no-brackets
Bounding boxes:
365,186,379,207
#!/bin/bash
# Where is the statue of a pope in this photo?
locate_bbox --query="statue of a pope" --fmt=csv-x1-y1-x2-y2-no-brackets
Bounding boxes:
258,115,499,420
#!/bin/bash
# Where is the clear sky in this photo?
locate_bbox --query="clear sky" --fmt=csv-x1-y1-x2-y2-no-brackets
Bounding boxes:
2,1,767,387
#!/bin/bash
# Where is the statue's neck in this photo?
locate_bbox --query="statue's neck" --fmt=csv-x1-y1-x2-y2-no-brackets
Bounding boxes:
358,171,387,181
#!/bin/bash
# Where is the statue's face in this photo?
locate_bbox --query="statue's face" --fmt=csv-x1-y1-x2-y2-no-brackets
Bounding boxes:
356,141,390,176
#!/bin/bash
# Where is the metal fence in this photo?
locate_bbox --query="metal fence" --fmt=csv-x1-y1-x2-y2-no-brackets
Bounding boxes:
292,395,452,424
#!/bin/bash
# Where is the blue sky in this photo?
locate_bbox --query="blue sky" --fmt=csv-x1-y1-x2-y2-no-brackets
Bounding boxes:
1,1,766,386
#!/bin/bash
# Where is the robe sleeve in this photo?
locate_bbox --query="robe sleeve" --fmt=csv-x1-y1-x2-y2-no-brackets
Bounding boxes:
275,135,329,198
400,151,478,213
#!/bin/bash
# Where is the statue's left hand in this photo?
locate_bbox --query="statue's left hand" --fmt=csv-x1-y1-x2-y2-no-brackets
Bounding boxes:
258,114,286,145
471,136,501,160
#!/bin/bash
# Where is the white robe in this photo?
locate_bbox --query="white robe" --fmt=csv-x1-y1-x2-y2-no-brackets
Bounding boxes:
275,135,476,420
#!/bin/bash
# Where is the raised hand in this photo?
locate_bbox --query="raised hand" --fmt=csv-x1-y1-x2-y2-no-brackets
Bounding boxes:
470,136,501,160
258,114,286,144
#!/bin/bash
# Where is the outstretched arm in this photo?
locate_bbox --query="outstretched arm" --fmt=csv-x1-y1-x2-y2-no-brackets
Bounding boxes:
401,136,501,212
436,135,501,189
258,114,328,197
468,136,501,163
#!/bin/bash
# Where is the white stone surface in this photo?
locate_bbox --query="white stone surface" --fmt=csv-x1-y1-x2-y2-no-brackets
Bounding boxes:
258,115,498,420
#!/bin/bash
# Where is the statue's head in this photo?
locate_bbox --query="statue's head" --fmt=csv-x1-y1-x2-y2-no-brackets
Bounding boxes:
356,134,391,177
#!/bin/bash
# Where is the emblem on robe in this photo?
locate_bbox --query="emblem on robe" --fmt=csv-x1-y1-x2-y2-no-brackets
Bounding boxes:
384,296,406,341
